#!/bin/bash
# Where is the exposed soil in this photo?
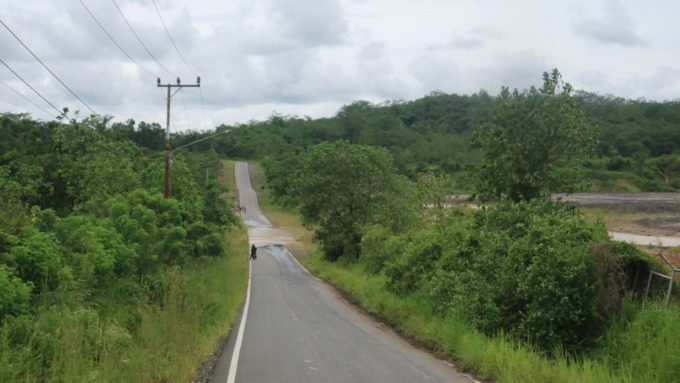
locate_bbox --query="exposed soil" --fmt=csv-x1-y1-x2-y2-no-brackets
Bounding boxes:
557,193,680,237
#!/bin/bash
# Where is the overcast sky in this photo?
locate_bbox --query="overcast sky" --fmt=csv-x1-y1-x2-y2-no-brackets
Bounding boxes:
1,0,679,131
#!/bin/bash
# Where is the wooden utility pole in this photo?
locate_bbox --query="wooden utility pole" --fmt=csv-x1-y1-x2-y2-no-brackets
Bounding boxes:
157,77,200,198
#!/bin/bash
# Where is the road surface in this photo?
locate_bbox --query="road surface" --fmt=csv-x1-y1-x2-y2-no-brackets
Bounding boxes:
609,232,680,248
211,162,475,383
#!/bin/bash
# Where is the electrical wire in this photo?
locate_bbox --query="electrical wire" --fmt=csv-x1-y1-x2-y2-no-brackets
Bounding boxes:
151,0,198,77
0,78,59,119
111,0,176,78
0,57,62,116
78,0,157,79
199,87,209,130
179,88,192,131
152,0,211,132
0,18,98,116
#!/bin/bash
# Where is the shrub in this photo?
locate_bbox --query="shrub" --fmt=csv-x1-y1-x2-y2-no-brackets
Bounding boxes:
0,265,32,318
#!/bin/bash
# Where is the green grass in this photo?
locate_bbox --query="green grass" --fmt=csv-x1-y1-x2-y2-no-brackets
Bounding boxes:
300,251,680,383
0,239,248,383
578,207,669,231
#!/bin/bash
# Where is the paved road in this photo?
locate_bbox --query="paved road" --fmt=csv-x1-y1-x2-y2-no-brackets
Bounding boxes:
609,232,680,247
212,162,474,383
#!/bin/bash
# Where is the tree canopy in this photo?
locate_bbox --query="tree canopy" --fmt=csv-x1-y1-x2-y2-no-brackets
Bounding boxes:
473,69,599,202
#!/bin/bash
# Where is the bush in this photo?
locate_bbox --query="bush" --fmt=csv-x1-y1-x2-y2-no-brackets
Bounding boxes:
0,229,71,294
0,265,32,318
382,199,623,351
385,231,442,295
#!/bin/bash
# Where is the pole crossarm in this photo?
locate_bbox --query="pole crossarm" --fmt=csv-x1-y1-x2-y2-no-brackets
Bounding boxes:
157,77,201,198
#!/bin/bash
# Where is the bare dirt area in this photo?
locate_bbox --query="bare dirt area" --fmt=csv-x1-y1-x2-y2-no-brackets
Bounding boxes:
557,193,680,237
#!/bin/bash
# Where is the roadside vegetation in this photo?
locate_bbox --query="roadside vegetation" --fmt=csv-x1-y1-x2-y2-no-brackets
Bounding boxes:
2,66,680,382
0,114,247,382
268,70,680,382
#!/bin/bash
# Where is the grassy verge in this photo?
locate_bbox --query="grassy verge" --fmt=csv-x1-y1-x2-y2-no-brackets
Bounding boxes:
300,252,680,383
0,231,248,383
104,245,248,383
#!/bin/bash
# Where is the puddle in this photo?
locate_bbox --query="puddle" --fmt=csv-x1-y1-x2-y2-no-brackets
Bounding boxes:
248,226,297,247
244,219,273,228
264,244,302,277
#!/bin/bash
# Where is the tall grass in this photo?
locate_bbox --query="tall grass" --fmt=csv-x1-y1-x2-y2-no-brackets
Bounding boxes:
301,251,680,383
0,220,249,383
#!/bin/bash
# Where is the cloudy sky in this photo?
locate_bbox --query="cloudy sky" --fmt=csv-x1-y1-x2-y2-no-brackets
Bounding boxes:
1,0,679,130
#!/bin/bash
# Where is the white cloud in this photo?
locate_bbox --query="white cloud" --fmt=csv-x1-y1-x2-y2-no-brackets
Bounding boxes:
0,0,679,128
571,0,646,46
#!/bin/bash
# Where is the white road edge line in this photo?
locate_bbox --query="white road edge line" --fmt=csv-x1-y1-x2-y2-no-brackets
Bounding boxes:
226,258,253,383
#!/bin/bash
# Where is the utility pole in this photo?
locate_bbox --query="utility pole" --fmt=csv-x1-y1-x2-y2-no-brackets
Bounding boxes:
157,77,200,198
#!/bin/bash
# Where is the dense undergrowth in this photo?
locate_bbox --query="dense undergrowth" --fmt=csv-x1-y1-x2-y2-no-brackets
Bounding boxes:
0,115,248,382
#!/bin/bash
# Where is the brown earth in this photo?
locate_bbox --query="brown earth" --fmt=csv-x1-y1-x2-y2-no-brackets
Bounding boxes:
557,193,680,237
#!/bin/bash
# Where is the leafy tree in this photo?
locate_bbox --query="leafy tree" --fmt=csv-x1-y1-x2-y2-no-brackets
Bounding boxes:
650,154,680,188
0,162,50,234
296,141,398,260
474,69,599,202
0,264,32,318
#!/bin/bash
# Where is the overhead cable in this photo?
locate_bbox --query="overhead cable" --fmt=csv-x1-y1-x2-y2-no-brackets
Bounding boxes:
0,57,62,116
151,0,198,77
179,88,192,131
152,0,210,132
0,78,59,119
111,0,177,78
0,18,98,116
199,87,209,130
78,0,157,79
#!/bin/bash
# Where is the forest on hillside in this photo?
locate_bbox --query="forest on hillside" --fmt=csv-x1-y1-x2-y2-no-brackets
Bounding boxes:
206,87,680,194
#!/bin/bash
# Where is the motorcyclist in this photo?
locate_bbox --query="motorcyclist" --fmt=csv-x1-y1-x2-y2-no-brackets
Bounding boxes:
250,244,257,260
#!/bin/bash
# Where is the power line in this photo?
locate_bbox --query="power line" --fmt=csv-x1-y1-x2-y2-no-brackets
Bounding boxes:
179,88,192,131
0,18,98,116
151,0,198,77
152,0,210,131
111,0,177,78
0,57,62,117
199,87,209,130
78,0,157,79
0,78,59,119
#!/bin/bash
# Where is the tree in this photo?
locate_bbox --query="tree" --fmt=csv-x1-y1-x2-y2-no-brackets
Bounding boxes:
296,141,397,260
473,69,598,202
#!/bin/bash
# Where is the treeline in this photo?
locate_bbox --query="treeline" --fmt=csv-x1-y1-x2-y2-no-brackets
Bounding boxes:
0,112,239,381
196,82,680,193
